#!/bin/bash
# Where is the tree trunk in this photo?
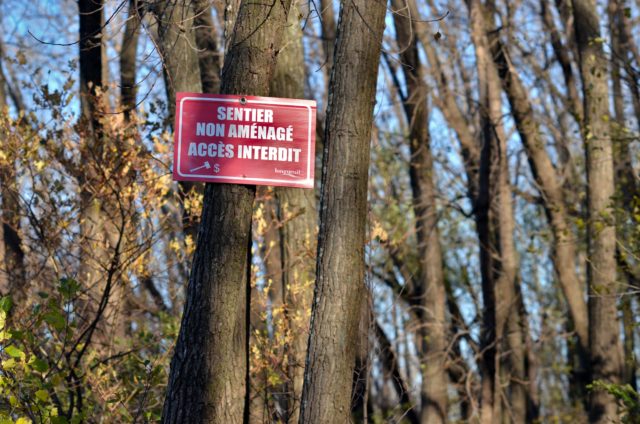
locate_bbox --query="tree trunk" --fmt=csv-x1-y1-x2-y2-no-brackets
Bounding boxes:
390,1,448,422
483,5,591,417
489,5,589,351
161,0,293,422
608,0,638,393
78,0,127,344
268,5,317,419
298,0,387,422
194,1,222,94
154,0,204,250
120,0,142,120
319,0,336,107
0,59,25,302
572,0,624,422
467,0,527,421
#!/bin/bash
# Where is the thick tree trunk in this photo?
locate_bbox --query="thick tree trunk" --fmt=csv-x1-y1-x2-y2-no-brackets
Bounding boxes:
390,1,448,422
298,1,387,422
572,0,624,422
161,1,293,422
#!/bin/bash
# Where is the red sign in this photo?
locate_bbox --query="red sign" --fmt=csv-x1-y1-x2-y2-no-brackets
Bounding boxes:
173,93,316,188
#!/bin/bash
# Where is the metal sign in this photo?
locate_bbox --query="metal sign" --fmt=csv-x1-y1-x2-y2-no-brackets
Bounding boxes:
173,93,316,188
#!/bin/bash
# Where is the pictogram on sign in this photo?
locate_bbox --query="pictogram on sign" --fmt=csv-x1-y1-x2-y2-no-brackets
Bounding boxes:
173,93,317,188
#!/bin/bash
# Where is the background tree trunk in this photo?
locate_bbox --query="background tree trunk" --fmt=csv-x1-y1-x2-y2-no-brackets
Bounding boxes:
269,5,317,419
390,1,448,422
572,0,624,422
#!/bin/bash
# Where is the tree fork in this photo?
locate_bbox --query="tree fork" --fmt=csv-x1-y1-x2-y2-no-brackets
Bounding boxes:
161,0,293,422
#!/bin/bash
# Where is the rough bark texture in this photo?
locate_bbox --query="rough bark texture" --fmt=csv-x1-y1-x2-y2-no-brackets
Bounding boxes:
269,6,317,420
390,1,448,422
298,1,386,422
572,0,624,422
161,0,293,422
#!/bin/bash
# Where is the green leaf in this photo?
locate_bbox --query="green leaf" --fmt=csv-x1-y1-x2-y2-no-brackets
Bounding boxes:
50,417,69,424
29,356,48,373
4,345,24,358
43,310,66,331
0,296,12,313
35,389,49,402
58,278,80,301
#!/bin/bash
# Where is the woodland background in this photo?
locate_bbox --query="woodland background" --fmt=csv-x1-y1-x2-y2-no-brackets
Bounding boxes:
0,0,639,423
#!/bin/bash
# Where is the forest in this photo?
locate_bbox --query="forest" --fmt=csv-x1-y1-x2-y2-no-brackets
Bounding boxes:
0,0,639,423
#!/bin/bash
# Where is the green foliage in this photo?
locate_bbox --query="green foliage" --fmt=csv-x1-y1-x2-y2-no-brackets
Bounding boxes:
0,287,176,423
588,380,640,423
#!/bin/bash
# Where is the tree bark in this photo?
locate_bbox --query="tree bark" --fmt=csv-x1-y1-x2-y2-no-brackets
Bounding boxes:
0,58,25,301
299,0,387,422
194,1,222,94
572,0,624,422
161,0,293,422
120,0,142,120
268,6,317,419
608,0,638,393
390,1,448,422
467,0,527,422
78,0,128,344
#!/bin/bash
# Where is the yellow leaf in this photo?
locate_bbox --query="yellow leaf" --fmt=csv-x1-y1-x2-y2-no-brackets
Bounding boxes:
16,418,32,424
35,389,49,402
1,358,16,369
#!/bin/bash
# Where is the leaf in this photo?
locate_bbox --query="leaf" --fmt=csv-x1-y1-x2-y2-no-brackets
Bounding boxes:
1,358,16,369
29,356,48,373
4,345,24,359
0,296,12,313
43,310,66,331
35,389,49,402
58,278,80,301
624,7,631,18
